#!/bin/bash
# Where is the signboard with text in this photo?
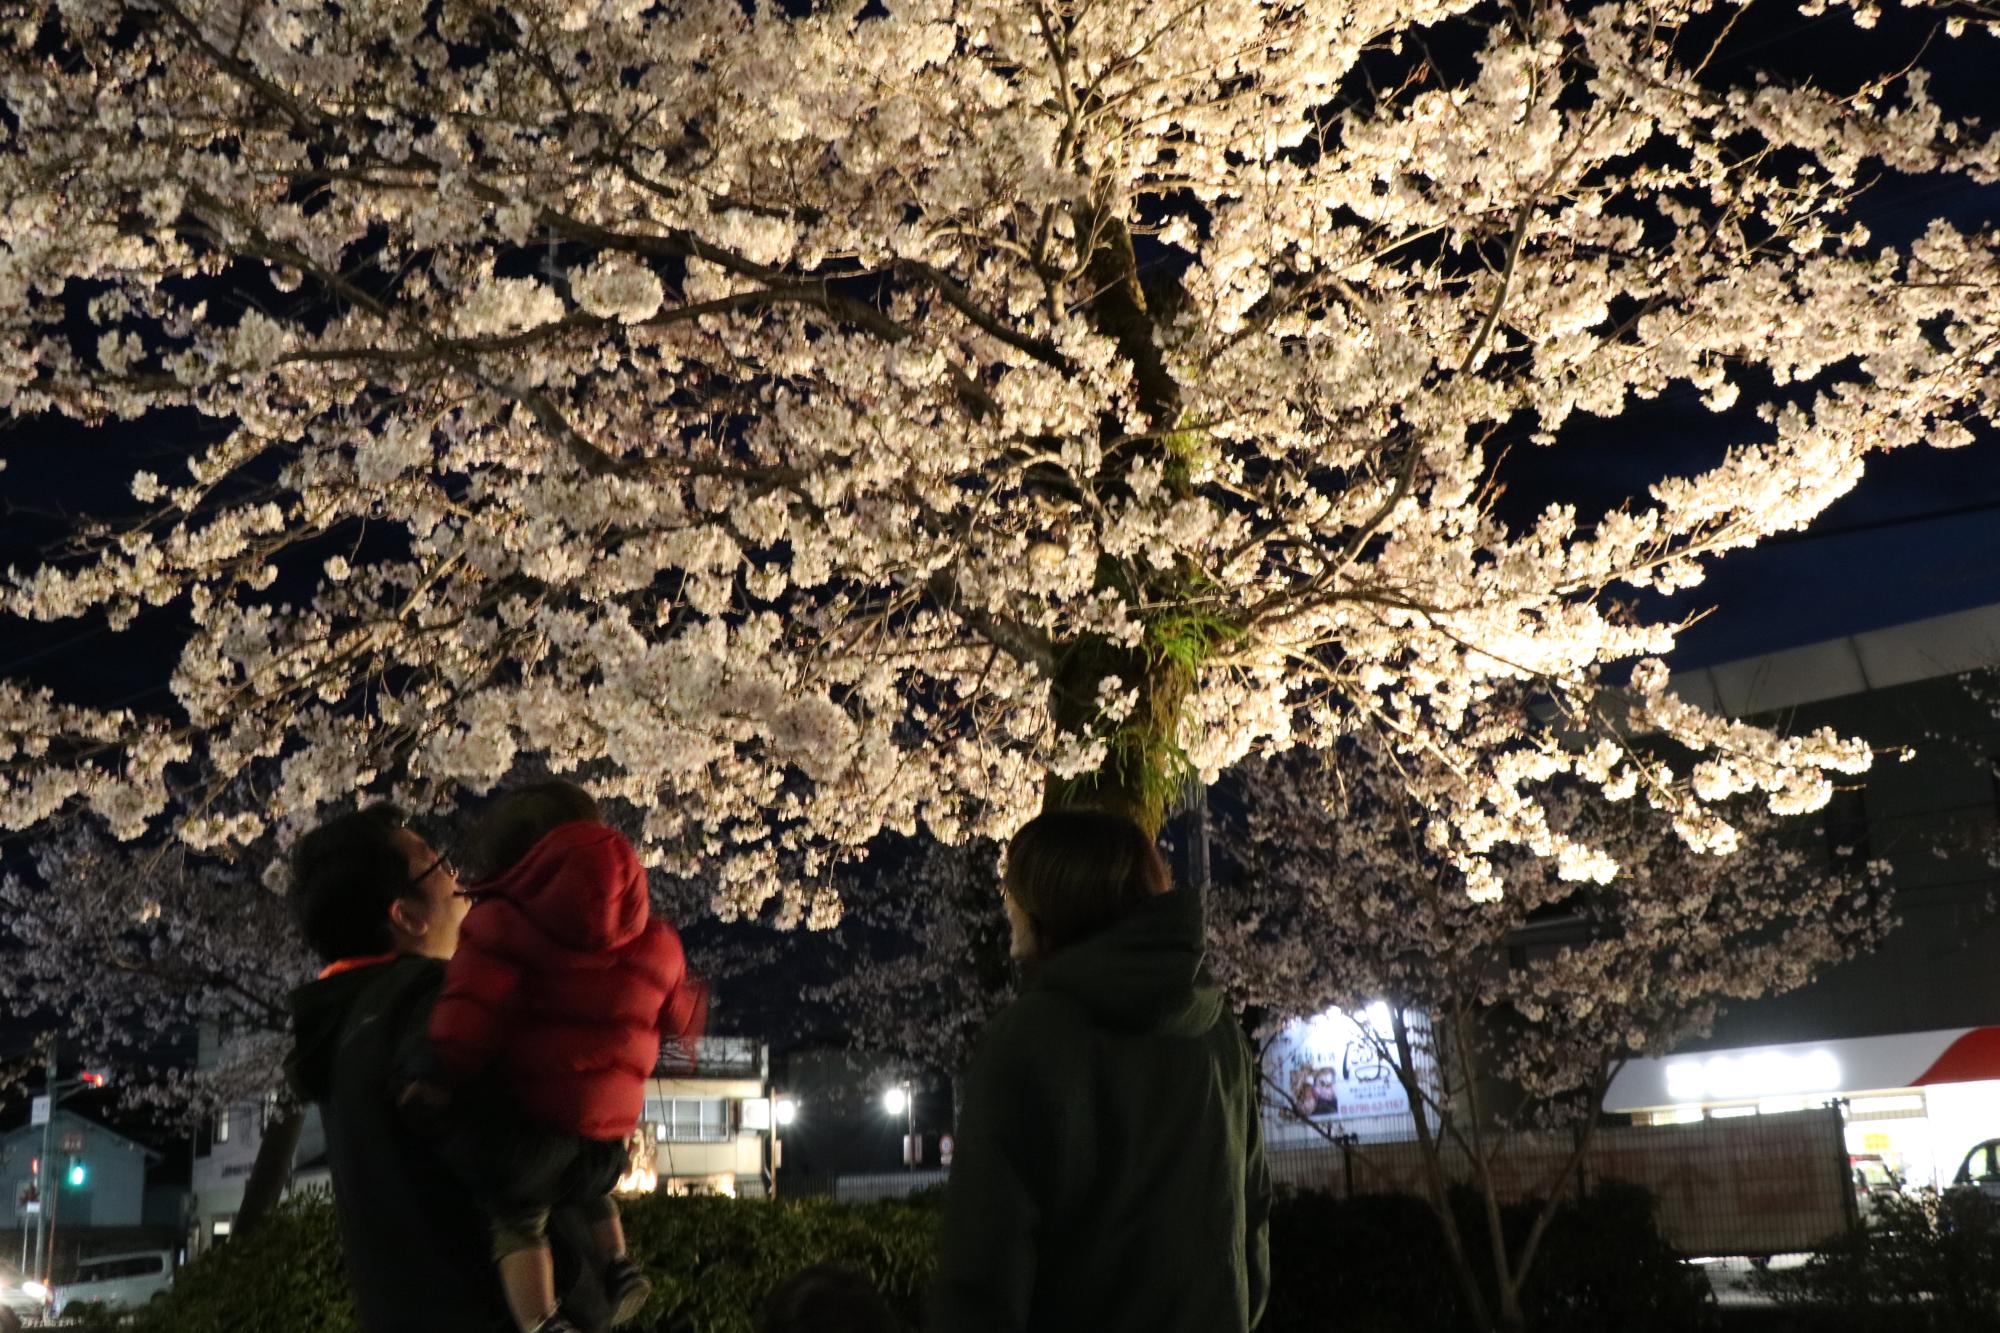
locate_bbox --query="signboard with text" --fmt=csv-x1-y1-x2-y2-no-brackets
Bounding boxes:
1264,1004,1431,1128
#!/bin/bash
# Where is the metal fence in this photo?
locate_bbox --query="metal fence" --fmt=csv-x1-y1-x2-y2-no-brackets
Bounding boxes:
1266,1107,1852,1256
771,1109,1850,1255
657,1036,765,1078
777,1170,948,1204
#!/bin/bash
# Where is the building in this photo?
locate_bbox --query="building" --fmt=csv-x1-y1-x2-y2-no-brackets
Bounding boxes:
189,1095,326,1254
622,1037,774,1199
1604,602,2000,1192
2,1110,161,1232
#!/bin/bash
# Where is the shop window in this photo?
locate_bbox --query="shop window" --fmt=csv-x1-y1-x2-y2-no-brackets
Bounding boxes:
661,1098,730,1143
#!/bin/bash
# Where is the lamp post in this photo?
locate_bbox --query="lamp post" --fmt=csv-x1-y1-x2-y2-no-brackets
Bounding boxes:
884,1081,914,1171
767,1094,797,1199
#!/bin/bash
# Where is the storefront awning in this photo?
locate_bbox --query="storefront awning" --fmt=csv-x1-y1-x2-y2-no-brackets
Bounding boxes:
1606,1026,2000,1113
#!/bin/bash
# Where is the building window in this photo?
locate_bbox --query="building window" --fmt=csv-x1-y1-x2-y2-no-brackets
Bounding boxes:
660,1098,730,1143
215,1108,230,1144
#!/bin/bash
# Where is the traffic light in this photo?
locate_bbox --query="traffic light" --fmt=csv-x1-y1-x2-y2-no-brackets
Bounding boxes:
79,1071,105,1088
65,1156,86,1188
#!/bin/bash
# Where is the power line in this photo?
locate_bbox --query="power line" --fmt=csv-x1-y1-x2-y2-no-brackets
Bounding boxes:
1767,495,2000,545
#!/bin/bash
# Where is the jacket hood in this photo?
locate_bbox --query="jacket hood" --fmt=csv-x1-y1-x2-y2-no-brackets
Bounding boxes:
287,962,399,1103
1028,885,1224,1036
465,821,651,951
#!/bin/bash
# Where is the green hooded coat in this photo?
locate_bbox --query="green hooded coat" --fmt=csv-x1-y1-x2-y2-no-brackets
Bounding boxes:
928,886,1272,1333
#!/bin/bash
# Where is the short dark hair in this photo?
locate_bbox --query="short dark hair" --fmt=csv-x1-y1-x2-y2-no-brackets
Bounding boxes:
288,803,410,963
1004,808,1170,953
465,779,601,882
757,1264,908,1333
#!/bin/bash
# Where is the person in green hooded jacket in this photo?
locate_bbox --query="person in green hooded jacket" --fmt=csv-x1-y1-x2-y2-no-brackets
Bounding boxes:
929,808,1272,1333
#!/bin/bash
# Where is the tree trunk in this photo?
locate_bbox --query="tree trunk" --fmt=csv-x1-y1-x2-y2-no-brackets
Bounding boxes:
1045,633,1194,836
231,1105,304,1239
1393,1009,1498,1333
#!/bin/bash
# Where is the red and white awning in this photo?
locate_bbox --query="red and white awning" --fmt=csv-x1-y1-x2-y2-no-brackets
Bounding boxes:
1605,1027,2000,1113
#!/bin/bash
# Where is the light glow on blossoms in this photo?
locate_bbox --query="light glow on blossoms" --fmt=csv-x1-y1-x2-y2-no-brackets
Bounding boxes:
1,1,1996,916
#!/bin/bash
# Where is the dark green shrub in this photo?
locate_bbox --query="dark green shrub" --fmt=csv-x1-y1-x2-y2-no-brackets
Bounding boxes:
1507,1181,1714,1333
123,1191,355,1333
119,1180,1709,1333
1262,1189,1462,1333
1265,1182,1712,1333
1750,1187,2000,1332
622,1192,939,1331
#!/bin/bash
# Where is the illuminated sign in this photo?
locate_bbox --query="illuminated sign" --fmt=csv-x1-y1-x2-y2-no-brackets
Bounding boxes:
1664,1049,1841,1102
1266,1002,1423,1125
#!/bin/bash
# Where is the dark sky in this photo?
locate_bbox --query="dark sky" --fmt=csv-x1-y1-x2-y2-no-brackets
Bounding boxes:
1664,447,2000,669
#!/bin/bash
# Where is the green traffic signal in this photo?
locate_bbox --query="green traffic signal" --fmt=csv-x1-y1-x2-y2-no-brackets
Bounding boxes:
66,1158,86,1188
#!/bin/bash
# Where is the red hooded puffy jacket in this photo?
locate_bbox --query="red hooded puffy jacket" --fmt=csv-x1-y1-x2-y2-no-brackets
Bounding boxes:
428,821,709,1141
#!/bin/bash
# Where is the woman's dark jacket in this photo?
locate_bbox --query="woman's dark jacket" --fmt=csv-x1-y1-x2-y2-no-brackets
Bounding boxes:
929,885,1273,1333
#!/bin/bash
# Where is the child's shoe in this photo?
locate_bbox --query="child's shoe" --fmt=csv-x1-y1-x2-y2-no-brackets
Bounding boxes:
604,1254,652,1327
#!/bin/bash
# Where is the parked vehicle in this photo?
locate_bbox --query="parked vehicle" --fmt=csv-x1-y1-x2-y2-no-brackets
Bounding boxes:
1950,1138,2000,1202
1850,1153,1903,1219
0,1264,47,1328
49,1250,172,1319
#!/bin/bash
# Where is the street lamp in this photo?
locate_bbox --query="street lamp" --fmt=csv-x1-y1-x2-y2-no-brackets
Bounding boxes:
883,1081,914,1170
766,1094,799,1200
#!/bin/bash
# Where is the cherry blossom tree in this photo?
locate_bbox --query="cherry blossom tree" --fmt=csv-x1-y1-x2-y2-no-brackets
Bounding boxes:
0,829,306,1107
0,826,315,1233
1,0,1997,919
803,837,1015,1080
1214,726,1893,1333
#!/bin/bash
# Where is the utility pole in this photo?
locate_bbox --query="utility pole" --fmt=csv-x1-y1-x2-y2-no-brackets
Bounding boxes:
1178,778,1210,895
30,1037,55,1283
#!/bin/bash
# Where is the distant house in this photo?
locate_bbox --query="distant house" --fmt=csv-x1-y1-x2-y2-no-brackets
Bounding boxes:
0,1109,162,1231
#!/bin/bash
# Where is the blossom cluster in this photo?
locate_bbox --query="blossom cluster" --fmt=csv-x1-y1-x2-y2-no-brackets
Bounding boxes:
1,0,1995,916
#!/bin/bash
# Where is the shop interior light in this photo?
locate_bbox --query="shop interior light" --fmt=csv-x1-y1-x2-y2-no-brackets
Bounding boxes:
1849,1093,1926,1115
1708,1106,1759,1119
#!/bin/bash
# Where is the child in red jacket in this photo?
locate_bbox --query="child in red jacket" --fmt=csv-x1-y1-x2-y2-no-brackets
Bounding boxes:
416,780,708,1333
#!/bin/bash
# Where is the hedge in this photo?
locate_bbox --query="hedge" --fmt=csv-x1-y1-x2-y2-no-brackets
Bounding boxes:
105,1182,1710,1333
1747,1186,2000,1332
